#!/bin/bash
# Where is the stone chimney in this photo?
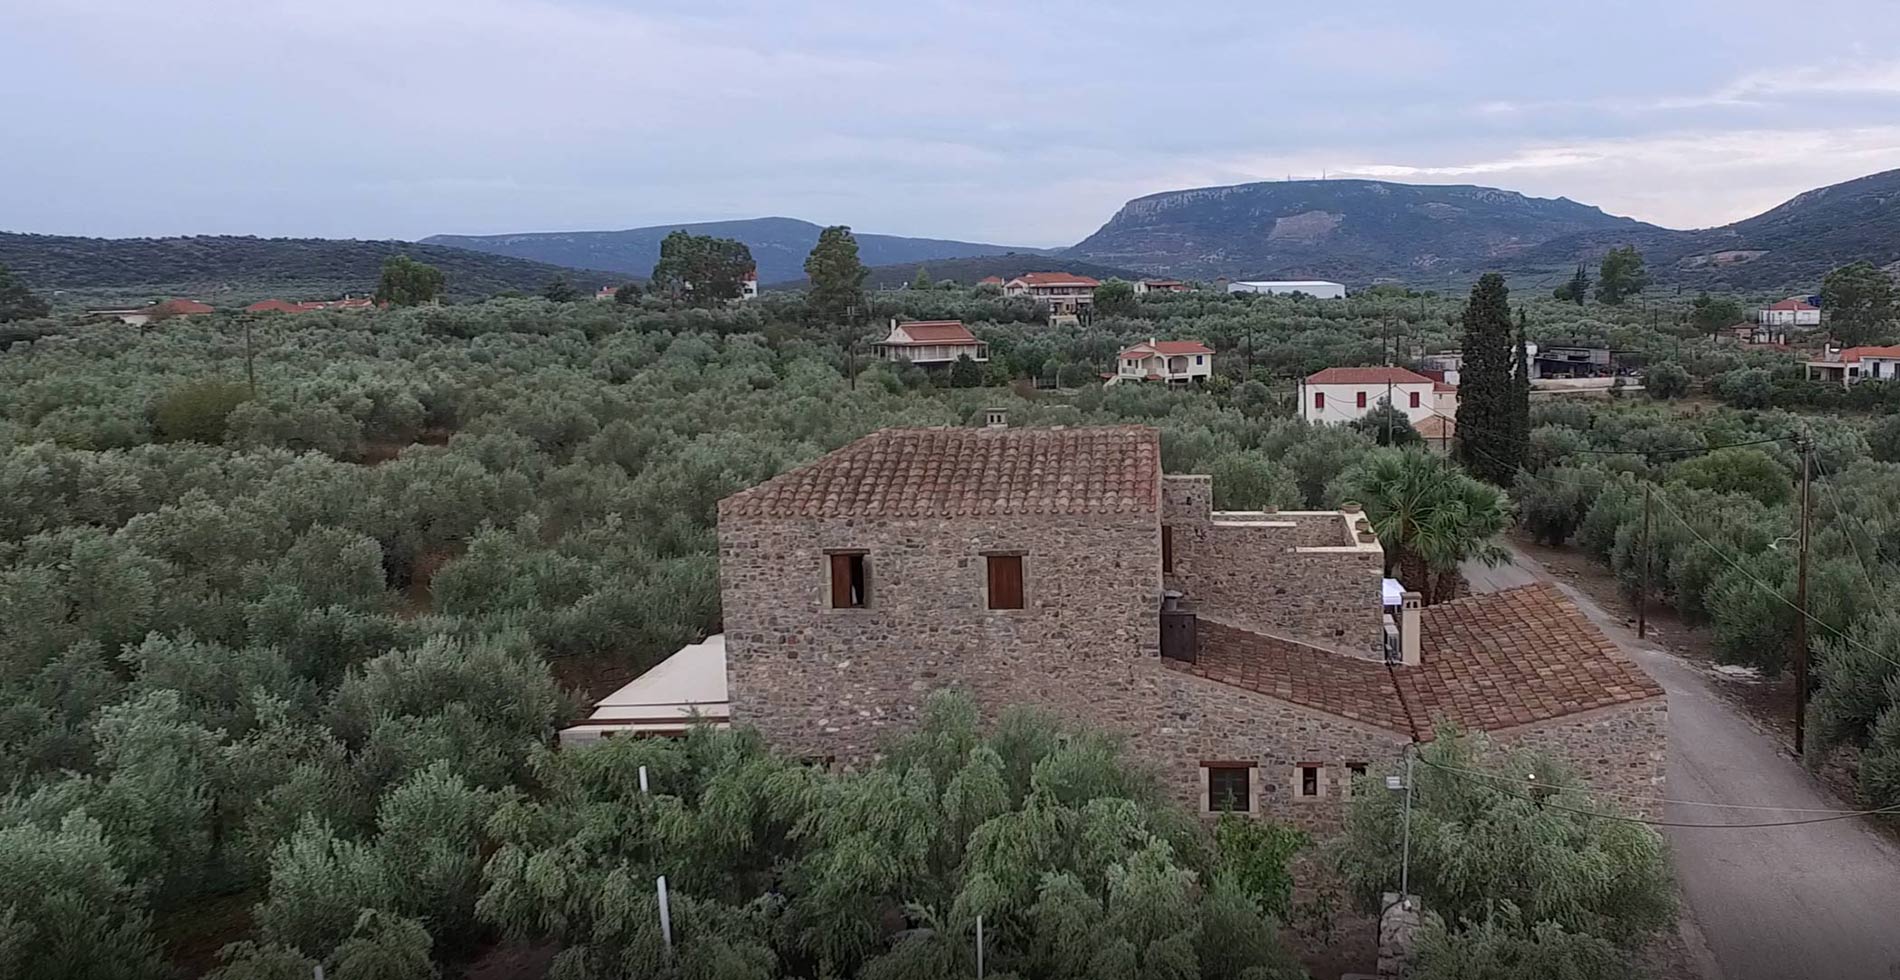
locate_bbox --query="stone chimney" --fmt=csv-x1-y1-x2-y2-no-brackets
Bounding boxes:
985,408,1008,428
1399,591,1421,666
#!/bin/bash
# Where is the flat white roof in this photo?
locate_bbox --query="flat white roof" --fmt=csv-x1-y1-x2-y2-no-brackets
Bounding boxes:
1383,578,1405,606
559,634,730,745
1230,280,1345,287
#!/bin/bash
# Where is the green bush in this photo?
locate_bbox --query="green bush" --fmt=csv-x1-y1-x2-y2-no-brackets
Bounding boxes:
153,380,252,444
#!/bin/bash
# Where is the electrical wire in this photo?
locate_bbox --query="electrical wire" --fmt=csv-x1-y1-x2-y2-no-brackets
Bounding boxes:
1418,758,1900,829
1419,759,1878,813
1809,452,1885,599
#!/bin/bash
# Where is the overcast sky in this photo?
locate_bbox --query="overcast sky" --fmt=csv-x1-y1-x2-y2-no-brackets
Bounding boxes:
5,0,1899,246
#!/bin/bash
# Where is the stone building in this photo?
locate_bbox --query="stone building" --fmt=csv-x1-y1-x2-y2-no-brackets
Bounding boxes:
672,424,1664,827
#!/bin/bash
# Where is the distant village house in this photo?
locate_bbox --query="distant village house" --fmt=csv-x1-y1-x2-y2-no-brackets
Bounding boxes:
873,319,988,369
1108,338,1213,386
244,296,376,314
1004,272,1100,316
1134,279,1191,294
1760,297,1821,327
92,298,215,326
1806,345,1900,386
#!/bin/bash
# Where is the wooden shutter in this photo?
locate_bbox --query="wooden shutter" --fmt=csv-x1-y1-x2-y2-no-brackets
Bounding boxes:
1409,391,1421,408
987,555,1023,609
1161,525,1174,573
830,554,854,608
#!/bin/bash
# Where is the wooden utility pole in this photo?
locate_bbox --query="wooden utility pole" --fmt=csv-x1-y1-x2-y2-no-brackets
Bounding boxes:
243,319,256,395
1792,437,1813,757
1638,483,1652,638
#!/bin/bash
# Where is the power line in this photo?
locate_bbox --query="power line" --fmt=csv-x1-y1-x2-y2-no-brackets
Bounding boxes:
1419,759,1878,813
1418,758,1900,829
1810,453,1884,599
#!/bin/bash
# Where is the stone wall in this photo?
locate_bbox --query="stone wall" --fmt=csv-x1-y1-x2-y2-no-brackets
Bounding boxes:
1161,476,1385,658
1497,698,1668,820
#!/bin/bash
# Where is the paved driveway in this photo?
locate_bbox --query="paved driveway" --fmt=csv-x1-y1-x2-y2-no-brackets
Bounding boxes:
1463,548,1900,980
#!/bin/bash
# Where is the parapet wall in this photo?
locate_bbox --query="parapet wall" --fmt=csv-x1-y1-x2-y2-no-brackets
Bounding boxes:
1161,476,1385,657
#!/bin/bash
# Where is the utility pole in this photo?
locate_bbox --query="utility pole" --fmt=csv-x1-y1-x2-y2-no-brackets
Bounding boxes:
1638,484,1652,638
1792,436,1813,757
243,319,256,395
1398,747,1415,904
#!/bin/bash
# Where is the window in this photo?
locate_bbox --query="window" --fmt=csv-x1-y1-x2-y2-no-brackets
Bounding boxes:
1195,355,1204,365
1297,764,1322,798
1408,391,1421,408
986,554,1024,610
1345,763,1368,798
1161,525,1174,573
828,552,868,608
1356,391,1368,409
1314,391,1325,409
1205,764,1252,812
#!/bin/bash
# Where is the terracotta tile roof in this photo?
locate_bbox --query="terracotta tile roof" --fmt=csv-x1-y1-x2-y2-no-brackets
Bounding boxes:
884,320,978,345
1433,381,1458,393
1306,366,1435,385
720,426,1160,518
1767,298,1817,311
148,299,214,315
1172,621,1415,734
246,299,301,313
1396,584,1663,736
1414,415,1455,440
1174,585,1661,738
1836,346,1900,363
978,276,1005,284
1121,339,1213,357
1012,272,1101,287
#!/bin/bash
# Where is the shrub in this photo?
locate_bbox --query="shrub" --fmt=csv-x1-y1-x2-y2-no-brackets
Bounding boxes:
153,380,252,444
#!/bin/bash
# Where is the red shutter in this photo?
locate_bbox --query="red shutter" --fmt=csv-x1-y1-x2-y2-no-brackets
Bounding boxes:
1315,392,1325,409
1356,391,1367,409
830,554,853,608
987,555,1024,609
1409,391,1421,408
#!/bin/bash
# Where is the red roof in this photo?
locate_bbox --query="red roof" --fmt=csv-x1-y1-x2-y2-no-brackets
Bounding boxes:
1012,272,1100,287
1433,381,1458,393
1835,346,1900,363
884,320,978,345
978,276,1005,285
1120,339,1213,357
246,299,301,313
1170,584,1661,738
1767,298,1817,311
1305,366,1435,386
720,426,1160,518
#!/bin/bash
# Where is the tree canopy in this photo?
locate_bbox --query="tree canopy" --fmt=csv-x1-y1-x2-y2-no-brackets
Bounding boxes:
0,262,52,322
372,255,445,307
1820,261,1897,346
1454,273,1523,485
650,230,755,306
804,225,869,326
1594,247,1650,306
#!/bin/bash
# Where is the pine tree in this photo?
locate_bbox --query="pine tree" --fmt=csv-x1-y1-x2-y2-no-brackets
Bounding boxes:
1554,264,1589,305
804,226,868,326
1455,273,1518,485
911,266,933,290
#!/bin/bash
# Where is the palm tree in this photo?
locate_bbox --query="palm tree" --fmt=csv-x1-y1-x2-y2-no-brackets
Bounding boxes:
1341,447,1509,604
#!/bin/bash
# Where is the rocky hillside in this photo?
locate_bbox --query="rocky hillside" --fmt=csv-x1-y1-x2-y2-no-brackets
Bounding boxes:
0,232,611,306
425,217,1049,285
1522,168,1900,290
1067,179,1652,282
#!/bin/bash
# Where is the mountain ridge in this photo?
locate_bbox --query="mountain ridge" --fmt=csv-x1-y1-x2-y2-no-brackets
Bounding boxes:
424,217,1050,285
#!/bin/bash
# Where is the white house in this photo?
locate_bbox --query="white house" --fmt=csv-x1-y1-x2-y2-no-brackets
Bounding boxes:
1004,273,1100,315
1227,280,1346,299
872,319,988,369
1760,297,1820,326
1133,279,1191,295
1108,338,1213,386
1300,366,1456,426
1806,345,1900,386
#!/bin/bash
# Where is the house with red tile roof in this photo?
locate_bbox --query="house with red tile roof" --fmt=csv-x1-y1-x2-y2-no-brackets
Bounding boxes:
98,298,215,326
1003,272,1100,316
573,424,1666,829
1760,296,1821,327
1806,344,1900,386
245,296,380,314
872,319,987,369
1300,366,1458,443
1109,337,1214,386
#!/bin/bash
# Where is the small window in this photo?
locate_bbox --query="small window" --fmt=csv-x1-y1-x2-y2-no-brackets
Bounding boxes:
1297,765,1321,798
829,552,868,608
1346,763,1368,797
1314,392,1325,409
1408,391,1421,408
1161,525,1174,574
1206,765,1252,812
1356,391,1368,409
986,554,1024,610
1195,355,1204,365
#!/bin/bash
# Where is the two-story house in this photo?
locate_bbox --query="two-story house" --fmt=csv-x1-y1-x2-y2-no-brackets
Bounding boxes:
567,424,1666,830
1134,279,1190,294
1760,297,1821,327
872,319,988,369
1301,367,1454,423
1109,338,1214,386
1806,345,1900,386
1004,273,1100,316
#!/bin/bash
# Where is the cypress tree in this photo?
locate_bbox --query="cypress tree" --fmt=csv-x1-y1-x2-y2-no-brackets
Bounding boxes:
1510,309,1533,476
1455,273,1518,485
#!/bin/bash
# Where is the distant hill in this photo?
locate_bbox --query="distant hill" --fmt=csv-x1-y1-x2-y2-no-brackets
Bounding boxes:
0,233,612,306
1518,168,1900,291
423,217,1050,285
847,254,1143,290
1067,179,1652,283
